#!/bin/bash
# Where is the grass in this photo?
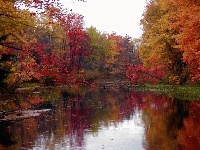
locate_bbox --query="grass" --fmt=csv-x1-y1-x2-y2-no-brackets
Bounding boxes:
19,82,40,88
136,84,200,101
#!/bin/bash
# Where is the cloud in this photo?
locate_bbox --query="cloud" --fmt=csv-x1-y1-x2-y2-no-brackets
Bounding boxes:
61,0,146,38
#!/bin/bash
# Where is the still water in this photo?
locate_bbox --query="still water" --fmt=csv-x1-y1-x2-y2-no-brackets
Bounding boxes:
0,87,200,150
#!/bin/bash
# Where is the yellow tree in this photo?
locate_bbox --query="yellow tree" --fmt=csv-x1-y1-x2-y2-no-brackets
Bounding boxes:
0,0,37,88
139,0,188,84
0,0,36,49
105,33,123,78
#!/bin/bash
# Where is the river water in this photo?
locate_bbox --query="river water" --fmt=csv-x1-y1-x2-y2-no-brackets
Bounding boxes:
0,87,199,150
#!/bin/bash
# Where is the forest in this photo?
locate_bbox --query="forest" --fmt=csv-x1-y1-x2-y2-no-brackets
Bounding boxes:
0,0,200,91
0,1,200,149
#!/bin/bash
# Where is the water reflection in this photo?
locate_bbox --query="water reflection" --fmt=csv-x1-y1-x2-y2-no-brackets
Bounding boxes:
0,87,200,150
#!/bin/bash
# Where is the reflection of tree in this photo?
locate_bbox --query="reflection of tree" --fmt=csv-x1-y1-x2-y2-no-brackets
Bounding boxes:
0,122,16,146
69,97,85,148
140,94,190,150
0,118,40,150
20,118,38,149
167,99,189,135
0,88,60,149
60,88,142,149
177,101,200,149
1,87,199,150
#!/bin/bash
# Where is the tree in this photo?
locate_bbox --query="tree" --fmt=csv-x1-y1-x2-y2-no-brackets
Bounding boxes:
0,53,13,89
120,37,141,80
0,0,36,49
30,13,90,85
139,0,188,84
0,0,38,88
105,33,123,78
170,0,200,83
84,27,110,80
0,0,92,88
66,13,90,70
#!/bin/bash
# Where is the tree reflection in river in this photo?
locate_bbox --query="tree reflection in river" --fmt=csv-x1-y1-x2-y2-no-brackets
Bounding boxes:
177,101,200,150
0,87,199,150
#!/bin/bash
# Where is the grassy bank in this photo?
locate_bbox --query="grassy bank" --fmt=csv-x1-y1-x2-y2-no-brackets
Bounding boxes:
132,84,200,101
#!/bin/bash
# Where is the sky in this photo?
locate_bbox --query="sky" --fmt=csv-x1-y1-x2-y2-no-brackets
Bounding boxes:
61,0,147,38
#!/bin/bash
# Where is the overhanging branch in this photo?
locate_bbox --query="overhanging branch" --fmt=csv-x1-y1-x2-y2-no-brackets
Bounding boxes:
138,70,170,84
0,43,22,51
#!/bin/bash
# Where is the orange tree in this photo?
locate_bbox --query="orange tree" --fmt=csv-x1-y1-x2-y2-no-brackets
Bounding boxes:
138,0,188,84
170,0,200,83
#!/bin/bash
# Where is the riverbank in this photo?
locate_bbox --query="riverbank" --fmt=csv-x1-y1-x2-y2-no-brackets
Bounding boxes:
1,81,200,101
86,81,200,100
129,84,200,101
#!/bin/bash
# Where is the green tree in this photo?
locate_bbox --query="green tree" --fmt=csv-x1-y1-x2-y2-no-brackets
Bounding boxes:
84,27,110,80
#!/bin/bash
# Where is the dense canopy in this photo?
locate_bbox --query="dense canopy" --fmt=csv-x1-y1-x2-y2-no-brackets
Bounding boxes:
0,0,200,90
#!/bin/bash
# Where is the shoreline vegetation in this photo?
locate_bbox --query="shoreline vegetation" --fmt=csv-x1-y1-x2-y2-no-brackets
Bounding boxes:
1,81,200,101
1,0,200,93
130,84,200,101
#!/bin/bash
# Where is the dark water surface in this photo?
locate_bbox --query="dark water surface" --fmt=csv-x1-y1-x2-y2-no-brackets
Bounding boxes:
0,87,200,150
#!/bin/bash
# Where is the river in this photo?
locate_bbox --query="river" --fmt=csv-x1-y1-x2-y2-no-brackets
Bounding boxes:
0,86,199,150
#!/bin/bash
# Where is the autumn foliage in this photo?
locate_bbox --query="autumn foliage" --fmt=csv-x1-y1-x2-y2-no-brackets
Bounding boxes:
170,0,200,82
0,0,92,87
138,0,200,84
0,0,200,89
